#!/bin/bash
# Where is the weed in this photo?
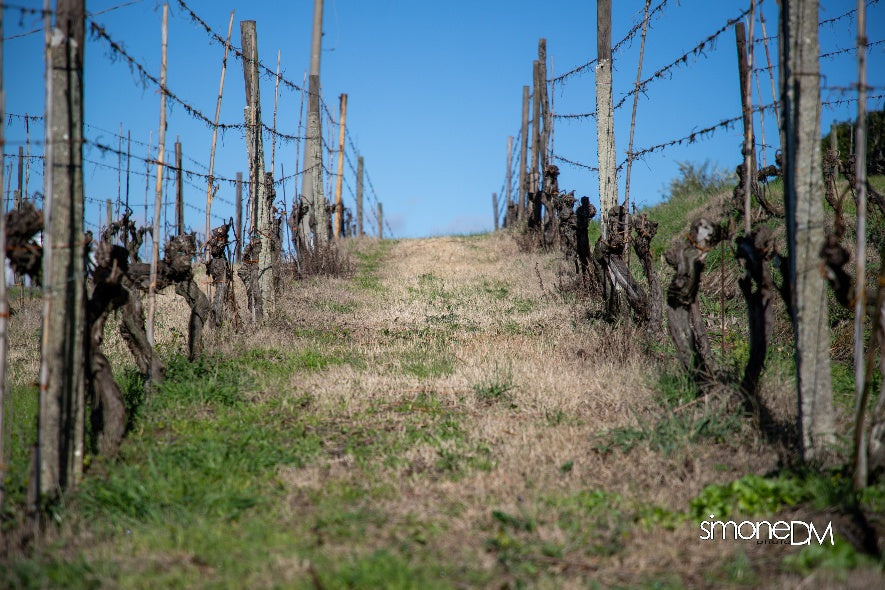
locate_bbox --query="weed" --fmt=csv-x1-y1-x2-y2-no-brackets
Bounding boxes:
472,364,515,405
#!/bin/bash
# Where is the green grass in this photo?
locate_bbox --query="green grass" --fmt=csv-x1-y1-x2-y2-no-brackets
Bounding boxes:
352,240,392,292
591,367,742,457
1,382,38,515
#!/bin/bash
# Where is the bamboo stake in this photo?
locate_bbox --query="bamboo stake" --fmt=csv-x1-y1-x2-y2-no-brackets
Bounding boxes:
746,0,757,166
205,10,235,246
271,50,281,175
295,70,306,185
147,3,169,352
753,51,768,167
143,131,152,257
624,0,652,213
758,9,780,129
853,0,869,490
334,93,347,239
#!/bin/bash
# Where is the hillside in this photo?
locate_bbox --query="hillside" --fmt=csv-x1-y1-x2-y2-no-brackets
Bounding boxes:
2,228,885,588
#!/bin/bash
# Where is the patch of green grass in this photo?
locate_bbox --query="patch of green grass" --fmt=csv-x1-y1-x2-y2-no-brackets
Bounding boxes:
708,549,759,587
0,555,101,590
352,241,391,292
1,382,39,513
783,537,881,576
473,367,515,405
313,299,356,314
77,400,323,526
592,405,741,457
313,549,453,590
399,336,456,379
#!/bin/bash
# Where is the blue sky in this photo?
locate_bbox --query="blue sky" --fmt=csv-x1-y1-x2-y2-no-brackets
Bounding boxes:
3,0,884,240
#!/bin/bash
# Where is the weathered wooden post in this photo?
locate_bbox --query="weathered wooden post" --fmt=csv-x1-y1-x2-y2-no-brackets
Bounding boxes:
300,0,328,247
377,202,383,240
735,22,755,234
518,86,529,221
492,192,499,231
235,171,243,263
175,139,183,235
15,146,23,208
624,0,651,216
596,0,618,240
206,11,235,244
505,135,513,209
356,156,364,236
334,93,348,238
39,0,88,497
853,0,869,489
147,3,169,352
531,60,541,196
538,39,549,174
0,3,7,511
780,0,834,461
241,19,272,315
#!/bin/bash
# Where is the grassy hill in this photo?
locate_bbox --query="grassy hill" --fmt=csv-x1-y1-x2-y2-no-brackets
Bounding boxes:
2,198,885,587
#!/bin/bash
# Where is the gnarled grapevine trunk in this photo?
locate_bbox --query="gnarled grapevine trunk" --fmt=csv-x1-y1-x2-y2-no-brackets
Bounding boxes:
665,218,724,389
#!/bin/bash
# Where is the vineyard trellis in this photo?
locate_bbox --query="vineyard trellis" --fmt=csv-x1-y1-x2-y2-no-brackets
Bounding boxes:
496,0,885,492
0,0,396,525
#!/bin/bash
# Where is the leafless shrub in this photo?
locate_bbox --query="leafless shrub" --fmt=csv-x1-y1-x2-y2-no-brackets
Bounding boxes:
290,241,353,280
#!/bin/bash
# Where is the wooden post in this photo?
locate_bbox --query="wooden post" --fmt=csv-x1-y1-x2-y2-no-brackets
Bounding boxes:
241,20,272,313
530,60,541,196
492,192,499,231
206,11,235,245
106,199,113,231
271,50,281,175
24,114,31,203
780,0,834,461
148,3,169,352
853,0,869,489
143,131,152,259
758,10,780,130
175,139,183,235
538,40,549,173
505,135,513,207
12,147,23,285
736,22,755,234
334,93,348,239
15,146,23,208
235,171,243,263
39,0,87,496
377,202,383,240
624,0,651,213
518,85,529,220
0,3,7,511
300,0,327,247
125,130,131,211
356,156,364,236
117,122,123,215
596,0,618,240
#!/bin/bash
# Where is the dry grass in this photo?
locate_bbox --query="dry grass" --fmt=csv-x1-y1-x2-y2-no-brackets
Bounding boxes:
3,231,882,588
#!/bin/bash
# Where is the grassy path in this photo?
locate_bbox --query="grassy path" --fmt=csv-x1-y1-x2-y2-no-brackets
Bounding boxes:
3,233,883,588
